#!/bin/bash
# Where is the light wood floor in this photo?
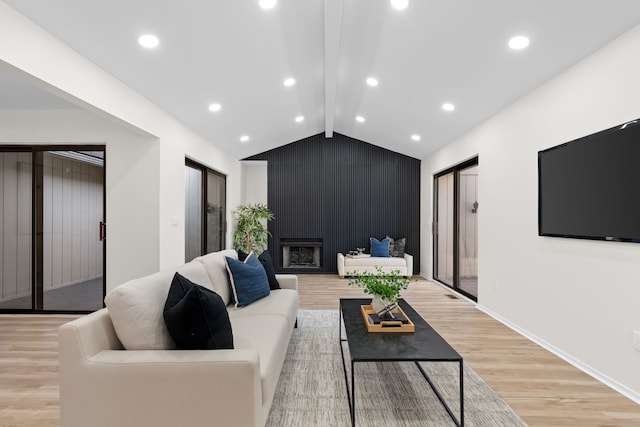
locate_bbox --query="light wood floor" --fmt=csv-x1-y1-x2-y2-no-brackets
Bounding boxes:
1,275,639,426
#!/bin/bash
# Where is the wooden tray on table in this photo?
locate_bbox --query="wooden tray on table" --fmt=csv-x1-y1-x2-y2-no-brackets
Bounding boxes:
360,305,415,333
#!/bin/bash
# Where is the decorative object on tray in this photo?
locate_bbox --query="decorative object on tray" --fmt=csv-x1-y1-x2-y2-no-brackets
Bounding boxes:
347,267,411,318
360,304,415,333
356,247,365,255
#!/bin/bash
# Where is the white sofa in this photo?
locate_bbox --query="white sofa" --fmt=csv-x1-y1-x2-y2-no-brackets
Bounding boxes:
337,252,413,277
58,249,298,427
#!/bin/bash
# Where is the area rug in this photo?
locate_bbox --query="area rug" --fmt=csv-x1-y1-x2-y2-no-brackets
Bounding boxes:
266,310,528,426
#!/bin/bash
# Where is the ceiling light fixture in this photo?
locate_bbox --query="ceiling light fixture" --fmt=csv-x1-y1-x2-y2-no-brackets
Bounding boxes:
295,115,304,123
390,0,409,10
240,135,250,142
138,34,159,48
411,134,421,142
366,77,379,87
442,103,455,112
356,116,365,123
508,35,530,50
208,103,221,112
283,77,296,87
259,0,277,10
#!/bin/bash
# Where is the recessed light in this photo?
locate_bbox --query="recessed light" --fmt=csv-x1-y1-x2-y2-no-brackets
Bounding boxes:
208,103,221,112
442,103,455,112
366,77,379,87
240,135,250,142
356,116,365,123
411,134,421,141
283,77,296,87
138,34,159,48
390,0,409,10
259,0,277,10
508,35,530,50
295,115,304,123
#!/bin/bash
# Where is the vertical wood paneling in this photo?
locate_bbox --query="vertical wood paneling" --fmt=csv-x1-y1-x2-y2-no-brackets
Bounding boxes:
246,133,421,274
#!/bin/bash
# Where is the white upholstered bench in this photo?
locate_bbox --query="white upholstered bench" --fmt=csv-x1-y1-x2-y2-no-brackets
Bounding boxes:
337,253,413,278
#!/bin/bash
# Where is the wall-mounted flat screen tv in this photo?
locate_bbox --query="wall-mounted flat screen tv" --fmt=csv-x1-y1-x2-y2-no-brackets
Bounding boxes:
538,118,640,243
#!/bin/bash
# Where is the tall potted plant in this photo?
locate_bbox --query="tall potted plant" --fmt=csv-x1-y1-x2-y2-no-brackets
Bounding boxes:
232,203,275,254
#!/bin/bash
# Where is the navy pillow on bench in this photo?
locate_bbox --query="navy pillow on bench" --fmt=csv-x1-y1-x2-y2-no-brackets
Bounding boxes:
163,272,233,350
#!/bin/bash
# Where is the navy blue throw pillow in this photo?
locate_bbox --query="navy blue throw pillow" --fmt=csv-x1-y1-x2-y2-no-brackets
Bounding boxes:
225,252,270,307
163,273,233,350
237,250,280,290
370,237,391,257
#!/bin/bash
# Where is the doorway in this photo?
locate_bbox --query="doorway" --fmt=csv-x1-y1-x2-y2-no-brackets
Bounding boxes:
0,146,105,313
433,158,478,300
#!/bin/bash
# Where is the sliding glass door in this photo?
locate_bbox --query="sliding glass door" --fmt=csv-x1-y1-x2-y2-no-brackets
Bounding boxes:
433,158,478,300
0,147,105,313
185,159,226,262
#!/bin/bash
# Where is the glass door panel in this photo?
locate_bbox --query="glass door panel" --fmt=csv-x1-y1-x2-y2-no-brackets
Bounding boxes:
42,151,104,311
185,164,203,262
206,170,226,253
458,164,478,298
0,152,32,310
434,172,454,286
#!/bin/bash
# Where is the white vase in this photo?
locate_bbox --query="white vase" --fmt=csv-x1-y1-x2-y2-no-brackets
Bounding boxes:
370,294,395,315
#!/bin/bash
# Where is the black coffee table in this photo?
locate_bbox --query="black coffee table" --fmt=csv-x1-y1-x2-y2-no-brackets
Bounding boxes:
339,298,464,426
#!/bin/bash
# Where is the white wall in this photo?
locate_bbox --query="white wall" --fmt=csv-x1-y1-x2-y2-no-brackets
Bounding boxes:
241,161,268,205
421,25,640,400
0,2,242,289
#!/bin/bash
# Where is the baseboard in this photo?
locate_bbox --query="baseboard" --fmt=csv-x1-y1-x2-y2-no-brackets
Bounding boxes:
418,272,640,404
477,304,640,405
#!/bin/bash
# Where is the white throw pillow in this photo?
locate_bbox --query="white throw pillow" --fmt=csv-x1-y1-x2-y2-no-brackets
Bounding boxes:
105,261,212,350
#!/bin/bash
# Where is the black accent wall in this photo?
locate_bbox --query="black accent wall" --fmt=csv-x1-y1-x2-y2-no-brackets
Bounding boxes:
245,133,420,274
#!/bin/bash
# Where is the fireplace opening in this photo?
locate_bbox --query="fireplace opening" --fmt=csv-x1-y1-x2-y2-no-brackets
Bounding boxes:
281,238,323,269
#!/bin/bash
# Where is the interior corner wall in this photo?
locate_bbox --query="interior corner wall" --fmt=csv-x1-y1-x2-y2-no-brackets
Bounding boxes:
249,133,421,274
420,25,640,400
0,2,242,282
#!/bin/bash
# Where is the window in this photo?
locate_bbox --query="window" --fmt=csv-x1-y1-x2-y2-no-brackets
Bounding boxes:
185,160,226,261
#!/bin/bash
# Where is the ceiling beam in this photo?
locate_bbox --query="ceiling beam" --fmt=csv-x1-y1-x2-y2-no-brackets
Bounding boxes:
324,0,342,138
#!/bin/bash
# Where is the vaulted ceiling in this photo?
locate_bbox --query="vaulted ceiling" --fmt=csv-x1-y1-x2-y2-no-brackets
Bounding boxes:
3,0,640,159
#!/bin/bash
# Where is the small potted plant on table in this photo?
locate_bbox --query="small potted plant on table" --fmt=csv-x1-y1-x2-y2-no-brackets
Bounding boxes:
347,267,411,318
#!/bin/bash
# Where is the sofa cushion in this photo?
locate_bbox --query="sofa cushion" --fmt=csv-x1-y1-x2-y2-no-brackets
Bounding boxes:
344,256,407,267
194,249,238,305
386,236,406,257
225,252,270,308
163,273,233,350
370,237,391,257
104,261,213,350
228,288,298,330
239,249,281,290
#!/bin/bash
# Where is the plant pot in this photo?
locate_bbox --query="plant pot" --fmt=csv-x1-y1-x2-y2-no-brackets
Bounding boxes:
370,294,396,316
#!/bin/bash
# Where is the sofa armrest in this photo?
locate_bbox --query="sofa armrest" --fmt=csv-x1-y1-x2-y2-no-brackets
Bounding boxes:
404,253,414,277
337,252,346,277
275,274,298,290
60,344,263,427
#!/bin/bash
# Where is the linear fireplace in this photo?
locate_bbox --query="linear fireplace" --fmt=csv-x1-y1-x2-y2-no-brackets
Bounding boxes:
280,238,323,270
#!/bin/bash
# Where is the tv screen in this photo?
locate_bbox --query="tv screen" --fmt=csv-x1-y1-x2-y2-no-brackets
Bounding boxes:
538,118,640,243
